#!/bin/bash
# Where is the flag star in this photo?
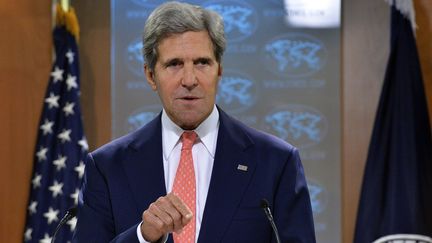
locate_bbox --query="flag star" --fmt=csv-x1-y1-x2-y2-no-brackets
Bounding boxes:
45,92,60,109
36,147,48,162
32,173,42,189
67,216,77,232
49,180,63,198
74,161,85,179
78,137,88,151
66,49,75,64
40,119,54,135
66,74,78,91
53,155,67,171
50,66,64,83
70,188,79,205
24,228,32,241
58,129,72,143
28,201,38,215
43,207,59,224
39,233,52,243
63,102,75,116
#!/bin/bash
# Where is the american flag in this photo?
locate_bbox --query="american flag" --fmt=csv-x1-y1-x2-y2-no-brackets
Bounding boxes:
23,5,87,243
354,1,432,242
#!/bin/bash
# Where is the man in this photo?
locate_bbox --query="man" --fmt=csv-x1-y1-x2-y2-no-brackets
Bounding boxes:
74,2,316,242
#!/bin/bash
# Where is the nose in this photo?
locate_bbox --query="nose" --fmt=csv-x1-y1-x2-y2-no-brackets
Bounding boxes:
181,64,198,89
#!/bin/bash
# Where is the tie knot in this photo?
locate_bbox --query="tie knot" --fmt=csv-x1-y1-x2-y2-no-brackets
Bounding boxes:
181,131,197,150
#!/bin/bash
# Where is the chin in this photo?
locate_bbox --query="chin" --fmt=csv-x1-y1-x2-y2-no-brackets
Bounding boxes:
177,116,203,130
171,109,211,130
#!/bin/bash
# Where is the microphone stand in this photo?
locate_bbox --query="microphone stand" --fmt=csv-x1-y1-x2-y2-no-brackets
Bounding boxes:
261,199,281,243
51,207,77,243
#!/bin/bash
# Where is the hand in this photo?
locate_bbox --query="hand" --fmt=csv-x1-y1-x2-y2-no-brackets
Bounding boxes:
140,193,193,242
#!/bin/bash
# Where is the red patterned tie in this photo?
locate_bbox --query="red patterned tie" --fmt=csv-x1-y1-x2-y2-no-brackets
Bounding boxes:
173,131,197,243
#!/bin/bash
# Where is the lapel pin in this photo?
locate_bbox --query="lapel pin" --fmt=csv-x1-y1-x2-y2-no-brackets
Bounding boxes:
237,164,248,172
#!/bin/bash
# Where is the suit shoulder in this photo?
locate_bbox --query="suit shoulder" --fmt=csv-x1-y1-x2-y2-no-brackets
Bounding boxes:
91,115,160,161
92,131,134,157
228,114,298,154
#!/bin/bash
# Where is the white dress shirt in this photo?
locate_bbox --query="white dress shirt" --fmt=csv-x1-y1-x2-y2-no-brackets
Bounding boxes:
137,106,219,243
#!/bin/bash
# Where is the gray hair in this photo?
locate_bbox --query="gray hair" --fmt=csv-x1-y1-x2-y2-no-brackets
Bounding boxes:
142,1,226,71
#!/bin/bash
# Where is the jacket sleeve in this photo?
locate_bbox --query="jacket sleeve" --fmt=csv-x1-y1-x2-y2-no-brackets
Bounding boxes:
72,153,140,243
274,148,316,243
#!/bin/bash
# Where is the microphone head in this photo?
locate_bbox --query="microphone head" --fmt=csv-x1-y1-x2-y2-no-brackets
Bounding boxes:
260,199,269,209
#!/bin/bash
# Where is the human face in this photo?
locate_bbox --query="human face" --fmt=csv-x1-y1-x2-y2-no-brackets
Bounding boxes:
145,31,222,130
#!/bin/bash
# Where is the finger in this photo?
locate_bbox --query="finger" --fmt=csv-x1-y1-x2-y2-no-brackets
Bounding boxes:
141,210,165,241
167,193,193,225
158,201,183,233
149,202,175,232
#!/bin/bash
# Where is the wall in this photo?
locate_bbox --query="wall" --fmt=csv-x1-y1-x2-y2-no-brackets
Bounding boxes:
0,0,430,242
0,1,52,242
417,1,432,118
342,0,389,242
74,0,111,148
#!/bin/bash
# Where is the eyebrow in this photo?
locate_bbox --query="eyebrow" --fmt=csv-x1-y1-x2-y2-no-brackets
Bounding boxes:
162,56,215,66
162,58,182,67
194,57,214,64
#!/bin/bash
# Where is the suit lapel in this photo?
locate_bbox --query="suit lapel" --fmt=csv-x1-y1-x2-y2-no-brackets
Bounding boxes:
121,115,167,214
198,110,256,242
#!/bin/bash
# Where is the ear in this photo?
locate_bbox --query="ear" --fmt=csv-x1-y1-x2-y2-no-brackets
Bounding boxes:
144,64,157,91
217,63,223,78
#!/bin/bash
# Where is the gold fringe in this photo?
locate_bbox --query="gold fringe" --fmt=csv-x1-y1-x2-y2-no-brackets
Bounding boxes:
55,4,80,42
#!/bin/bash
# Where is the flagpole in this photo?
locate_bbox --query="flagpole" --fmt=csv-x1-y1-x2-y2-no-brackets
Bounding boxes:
60,0,70,12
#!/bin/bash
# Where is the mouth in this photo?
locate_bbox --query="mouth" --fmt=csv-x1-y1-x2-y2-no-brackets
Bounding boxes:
178,96,200,101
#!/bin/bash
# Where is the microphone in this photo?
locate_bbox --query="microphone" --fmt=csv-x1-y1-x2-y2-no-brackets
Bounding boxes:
260,199,281,243
51,207,77,243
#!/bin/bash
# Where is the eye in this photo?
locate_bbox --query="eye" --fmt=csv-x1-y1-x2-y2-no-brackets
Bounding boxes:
195,58,212,66
165,59,182,68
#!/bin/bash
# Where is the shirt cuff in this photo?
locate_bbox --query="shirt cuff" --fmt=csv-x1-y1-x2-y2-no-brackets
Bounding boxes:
136,221,168,243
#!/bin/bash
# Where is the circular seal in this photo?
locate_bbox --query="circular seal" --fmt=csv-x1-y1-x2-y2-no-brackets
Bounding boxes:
262,33,328,78
125,104,162,132
306,178,328,215
130,0,162,8
373,234,432,243
216,70,258,114
262,104,328,148
203,0,258,42
124,37,145,77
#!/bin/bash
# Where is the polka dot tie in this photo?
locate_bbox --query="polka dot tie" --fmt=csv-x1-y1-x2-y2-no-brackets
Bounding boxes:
173,131,197,243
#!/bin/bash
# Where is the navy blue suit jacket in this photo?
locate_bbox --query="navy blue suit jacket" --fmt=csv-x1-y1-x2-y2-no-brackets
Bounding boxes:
73,109,316,242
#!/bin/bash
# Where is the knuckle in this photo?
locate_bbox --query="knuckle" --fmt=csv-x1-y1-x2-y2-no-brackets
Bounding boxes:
149,203,158,211
142,210,150,218
157,196,166,202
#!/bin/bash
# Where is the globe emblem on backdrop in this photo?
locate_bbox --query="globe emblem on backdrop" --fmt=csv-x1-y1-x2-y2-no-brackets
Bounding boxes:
130,0,160,7
307,179,328,215
125,105,162,132
263,105,328,148
263,33,327,77
125,37,145,77
216,70,258,114
204,0,258,42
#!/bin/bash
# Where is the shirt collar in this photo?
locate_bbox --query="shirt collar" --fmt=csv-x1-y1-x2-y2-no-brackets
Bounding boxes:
161,105,219,160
